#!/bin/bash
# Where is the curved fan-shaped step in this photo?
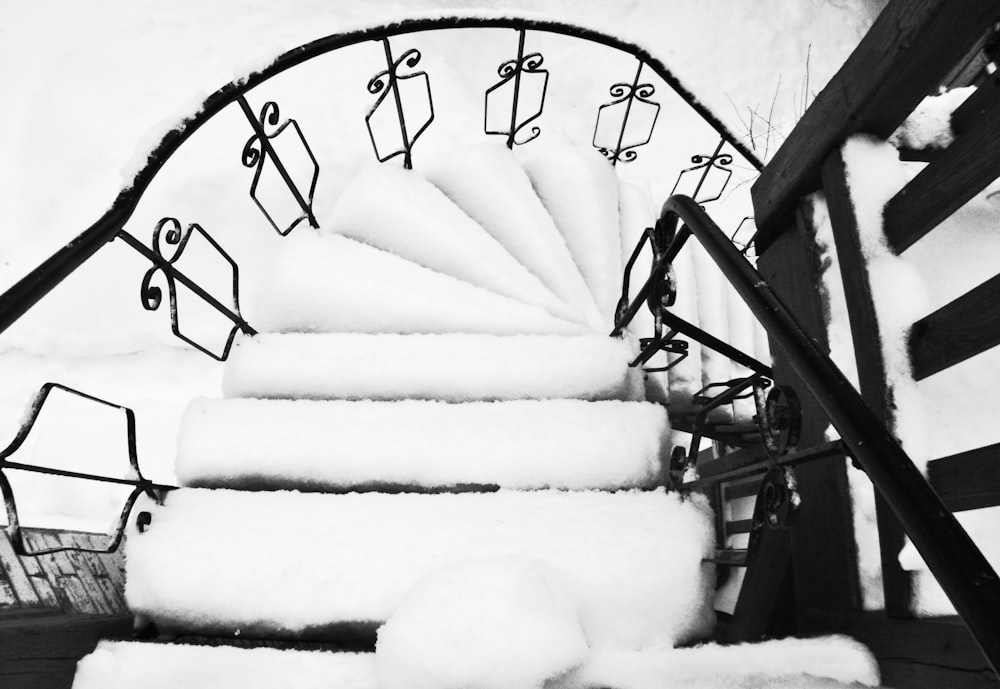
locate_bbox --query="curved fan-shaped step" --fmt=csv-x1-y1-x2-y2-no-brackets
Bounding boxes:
322,164,587,327
422,144,604,330
222,333,644,402
176,398,668,491
251,233,587,336
125,488,714,648
524,146,623,323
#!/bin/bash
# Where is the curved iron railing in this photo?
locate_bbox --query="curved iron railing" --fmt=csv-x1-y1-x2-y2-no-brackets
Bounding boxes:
0,16,760,339
614,193,1000,675
0,16,760,557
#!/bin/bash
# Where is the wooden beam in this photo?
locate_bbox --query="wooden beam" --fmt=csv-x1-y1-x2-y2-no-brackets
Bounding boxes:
0,612,132,689
821,147,917,617
928,443,1000,512
952,72,1000,136
804,610,998,689
884,85,1000,253
909,272,1000,380
751,0,1000,250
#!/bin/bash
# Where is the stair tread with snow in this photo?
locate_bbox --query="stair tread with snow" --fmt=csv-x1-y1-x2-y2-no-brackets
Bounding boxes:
73,636,883,689
125,488,715,647
177,398,669,491
222,333,645,401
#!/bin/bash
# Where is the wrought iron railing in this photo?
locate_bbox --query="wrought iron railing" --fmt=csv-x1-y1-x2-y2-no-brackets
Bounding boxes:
0,16,761,559
613,192,1000,673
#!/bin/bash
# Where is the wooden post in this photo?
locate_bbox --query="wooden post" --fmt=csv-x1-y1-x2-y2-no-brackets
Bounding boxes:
820,147,913,616
754,200,862,621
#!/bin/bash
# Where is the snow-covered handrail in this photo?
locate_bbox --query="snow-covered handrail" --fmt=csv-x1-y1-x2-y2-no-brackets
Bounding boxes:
649,193,1000,675
0,16,760,346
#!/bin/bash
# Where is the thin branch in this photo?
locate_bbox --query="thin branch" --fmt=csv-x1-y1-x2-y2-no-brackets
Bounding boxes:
763,74,782,160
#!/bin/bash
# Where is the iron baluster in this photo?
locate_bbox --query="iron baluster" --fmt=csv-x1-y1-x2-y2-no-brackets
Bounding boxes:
593,60,660,165
671,138,734,205
238,96,320,235
366,38,434,169
484,28,549,147
0,383,175,556
117,218,255,361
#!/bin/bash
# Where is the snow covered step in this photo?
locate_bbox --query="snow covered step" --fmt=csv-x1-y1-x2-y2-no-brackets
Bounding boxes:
524,147,624,323
176,398,669,491
422,144,605,330
125,488,715,648
73,642,377,689
73,635,882,689
320,164,588,327
223,333,645,402
252,232,586,336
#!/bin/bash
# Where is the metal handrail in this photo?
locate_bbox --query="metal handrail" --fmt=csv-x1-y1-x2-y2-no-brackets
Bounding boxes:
653,193,1000,675
0,15,760,341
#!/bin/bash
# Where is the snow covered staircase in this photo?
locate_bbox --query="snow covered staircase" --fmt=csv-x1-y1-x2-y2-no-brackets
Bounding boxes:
68,143,853,689
117,143,721,649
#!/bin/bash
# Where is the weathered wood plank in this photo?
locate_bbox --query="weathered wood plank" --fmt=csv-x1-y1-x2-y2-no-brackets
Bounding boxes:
0,532,42,607
64,550,113,616
884,89,1000,253
755,202,862,618
20,533,72,612
821,147,913,617
928,443,1000,512
0,612,132,689
909,273,1000,380
75,536,127,613
25,572,61,610
805,610,998,688
751,0,1000,250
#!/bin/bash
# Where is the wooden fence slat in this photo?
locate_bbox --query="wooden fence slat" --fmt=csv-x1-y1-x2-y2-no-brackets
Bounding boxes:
909,273,1000,380
884,88,1000,253
751,0,1000,249
928,443,1000,512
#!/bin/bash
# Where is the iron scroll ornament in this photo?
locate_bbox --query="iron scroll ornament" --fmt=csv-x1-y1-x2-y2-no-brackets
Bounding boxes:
117,217,256,361
670,139,734,205
366,40,435,169
239,97,320,235
484,28,549,147
593,61,661,165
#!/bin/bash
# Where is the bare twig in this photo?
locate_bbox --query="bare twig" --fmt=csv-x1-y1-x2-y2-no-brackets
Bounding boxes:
763,75,782,160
